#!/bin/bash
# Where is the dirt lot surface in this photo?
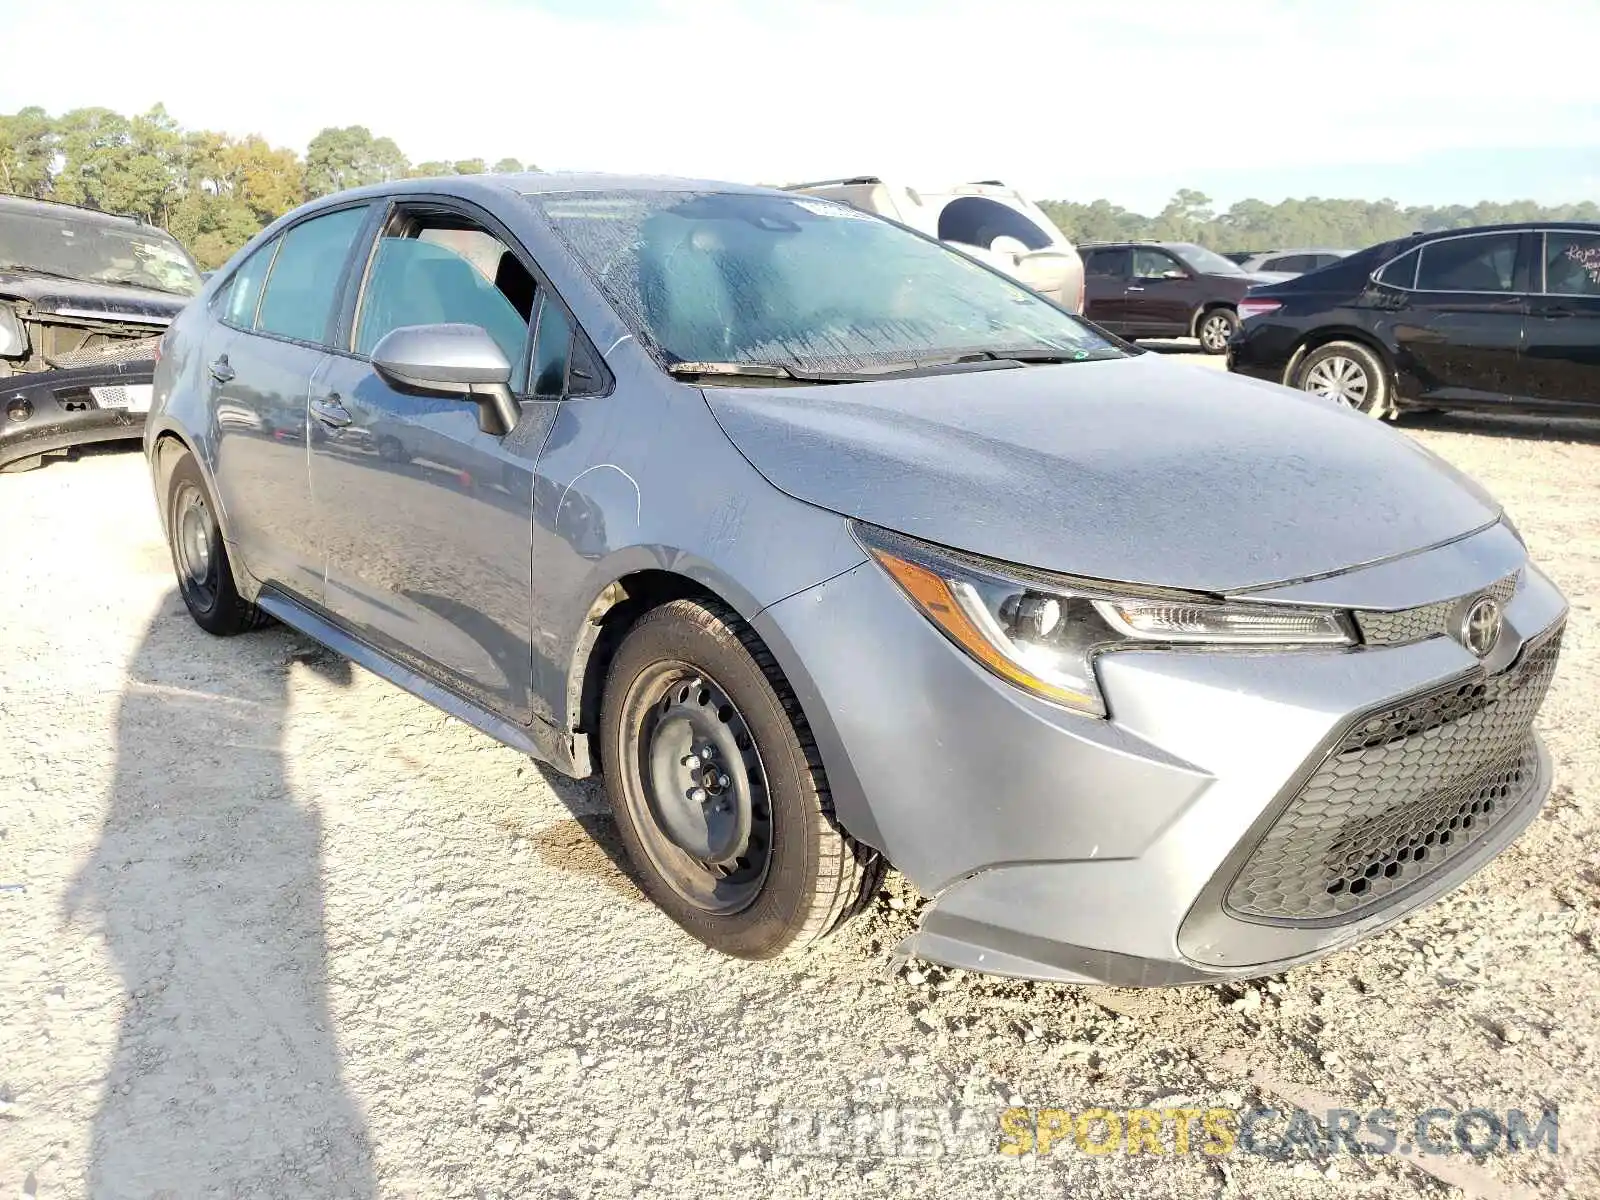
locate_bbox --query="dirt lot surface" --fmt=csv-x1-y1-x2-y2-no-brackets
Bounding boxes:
3,356,1598,1199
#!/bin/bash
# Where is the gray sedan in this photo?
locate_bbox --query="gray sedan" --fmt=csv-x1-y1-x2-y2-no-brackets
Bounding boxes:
145,175,1567,985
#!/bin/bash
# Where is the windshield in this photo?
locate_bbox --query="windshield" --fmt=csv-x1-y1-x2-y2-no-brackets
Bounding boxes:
531,190,1119,375
1174,243,1247,277
0,210,202,296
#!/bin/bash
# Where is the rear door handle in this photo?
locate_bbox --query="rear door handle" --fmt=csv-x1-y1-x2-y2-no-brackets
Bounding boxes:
1126,285,1146,292
208,356,235,383
310,395,352,429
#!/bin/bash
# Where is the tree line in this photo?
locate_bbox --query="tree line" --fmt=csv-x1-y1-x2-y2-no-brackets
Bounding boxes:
0,104,531,268
1037,188,1600,253
5,104,1597,270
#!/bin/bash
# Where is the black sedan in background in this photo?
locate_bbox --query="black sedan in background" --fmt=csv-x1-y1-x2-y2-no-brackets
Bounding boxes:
1228,222,1600,418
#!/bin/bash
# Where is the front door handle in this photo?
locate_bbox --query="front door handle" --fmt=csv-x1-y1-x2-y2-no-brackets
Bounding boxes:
1125,285,1146,292
208,356,235,383
310,394,352,429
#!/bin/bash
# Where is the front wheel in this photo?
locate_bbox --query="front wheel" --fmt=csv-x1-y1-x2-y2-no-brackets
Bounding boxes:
1294,340,1392,418
1196,307,1238,353
600,597,883,959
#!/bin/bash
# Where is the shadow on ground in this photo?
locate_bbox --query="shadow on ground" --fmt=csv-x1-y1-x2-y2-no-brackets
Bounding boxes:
64,604,375,1197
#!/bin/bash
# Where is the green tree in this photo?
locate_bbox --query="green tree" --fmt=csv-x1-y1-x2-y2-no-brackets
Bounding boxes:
492,157,524,174
452,158,487,176
0,106,57,198
304,125,410,196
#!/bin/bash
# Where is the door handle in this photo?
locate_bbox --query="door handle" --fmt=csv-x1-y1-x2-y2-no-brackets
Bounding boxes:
208,356,235,383
310,394,353,429
1542,307,1576,319
1126,285,1146,292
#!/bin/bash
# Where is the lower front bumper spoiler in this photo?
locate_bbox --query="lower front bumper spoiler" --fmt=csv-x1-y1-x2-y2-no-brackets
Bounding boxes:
1,359,153,469
899,735,1553,987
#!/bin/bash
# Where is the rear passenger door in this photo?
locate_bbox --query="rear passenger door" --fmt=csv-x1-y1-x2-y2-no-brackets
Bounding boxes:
207,203,370,604
1082,248,1131,329
1391,231,1529,407
1521,229,1600,409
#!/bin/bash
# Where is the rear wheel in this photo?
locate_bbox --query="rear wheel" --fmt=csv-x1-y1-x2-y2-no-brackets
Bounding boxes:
1294,340,1391,418
1196,307,1238,353
600,597,883,959
163,447,269,635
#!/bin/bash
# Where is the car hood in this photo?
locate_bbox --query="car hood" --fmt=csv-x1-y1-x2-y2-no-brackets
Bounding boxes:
702,355,1501,593
0,270,188,325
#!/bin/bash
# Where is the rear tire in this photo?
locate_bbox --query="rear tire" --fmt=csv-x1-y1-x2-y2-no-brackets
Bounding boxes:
600,597,883,959
1294,340,1392,418
163,447,270,636
1196,307,1238,353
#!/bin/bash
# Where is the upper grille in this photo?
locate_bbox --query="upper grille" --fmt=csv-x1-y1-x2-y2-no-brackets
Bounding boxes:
1356,572,1520,647
1225,625,1561,923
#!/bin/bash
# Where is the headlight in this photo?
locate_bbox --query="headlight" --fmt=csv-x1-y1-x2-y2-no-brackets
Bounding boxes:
854,523,1355,717
0,305,27,359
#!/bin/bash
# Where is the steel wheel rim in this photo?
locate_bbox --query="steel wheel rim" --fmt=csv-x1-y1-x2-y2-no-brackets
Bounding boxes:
620,661,773,914
174,482,219,611
1201,314,1232,350
1304,355,1370,409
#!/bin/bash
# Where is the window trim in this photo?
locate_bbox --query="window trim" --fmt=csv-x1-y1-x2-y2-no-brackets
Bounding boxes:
1370,230,1527,296
1537,228,1600,298
216,199,374,350
338,192,613,401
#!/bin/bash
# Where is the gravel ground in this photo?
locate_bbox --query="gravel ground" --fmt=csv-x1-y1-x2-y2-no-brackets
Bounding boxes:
3,360,1598,1199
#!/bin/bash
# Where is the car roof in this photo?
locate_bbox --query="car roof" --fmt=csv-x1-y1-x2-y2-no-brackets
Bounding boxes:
0,193,153,229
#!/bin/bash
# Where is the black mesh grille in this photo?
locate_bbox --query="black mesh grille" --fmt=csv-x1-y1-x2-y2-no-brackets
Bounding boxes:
1355,573,1520,647
1225,626,1562,923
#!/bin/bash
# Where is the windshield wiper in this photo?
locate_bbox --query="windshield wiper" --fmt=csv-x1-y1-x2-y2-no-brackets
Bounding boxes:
0,264,86,282
667,356,1029,384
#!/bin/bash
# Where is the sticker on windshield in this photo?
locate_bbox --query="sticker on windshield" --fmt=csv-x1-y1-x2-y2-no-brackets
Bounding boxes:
788,197,872,220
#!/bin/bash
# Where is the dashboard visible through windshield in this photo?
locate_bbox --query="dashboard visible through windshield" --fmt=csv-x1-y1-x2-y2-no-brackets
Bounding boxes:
532,189,1121,379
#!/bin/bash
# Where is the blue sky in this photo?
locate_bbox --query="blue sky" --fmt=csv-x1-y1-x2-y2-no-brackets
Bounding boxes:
2,0,1596,213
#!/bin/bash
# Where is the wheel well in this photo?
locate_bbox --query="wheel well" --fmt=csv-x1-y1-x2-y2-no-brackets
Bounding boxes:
149,431,194,534
568,570,730,772
1190,301,1236,337
1285,328,1396,388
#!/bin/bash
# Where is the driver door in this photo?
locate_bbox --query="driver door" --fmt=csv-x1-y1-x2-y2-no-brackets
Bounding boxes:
1127,247,1197,336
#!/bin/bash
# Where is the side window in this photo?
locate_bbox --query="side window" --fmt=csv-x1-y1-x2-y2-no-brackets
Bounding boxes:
1086,248,1129,278
354,216,535,390
1132,248,1183,279
1543,232,1600,297
529,297,573,398
1415,234,1519,293
936,197,1052,251
1267,254,1312,273
257,206,368,343
1376,248,1419,290
216,237,277,329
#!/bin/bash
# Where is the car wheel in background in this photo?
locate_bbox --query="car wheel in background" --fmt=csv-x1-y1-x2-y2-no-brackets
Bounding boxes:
1294,341,1391,418
601,597,884,959
1196,307,1238,354
163,445,271,635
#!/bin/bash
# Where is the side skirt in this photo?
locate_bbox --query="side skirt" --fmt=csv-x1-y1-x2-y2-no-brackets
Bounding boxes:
255,587,591,778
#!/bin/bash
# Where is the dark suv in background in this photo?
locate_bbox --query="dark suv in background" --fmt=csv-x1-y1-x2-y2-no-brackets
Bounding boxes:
1,196,201,472
1081,241,1288,353
1228,223,1600,418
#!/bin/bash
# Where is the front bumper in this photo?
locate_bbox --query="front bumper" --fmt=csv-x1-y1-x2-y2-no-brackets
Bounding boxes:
757,533,1567,986
0,358,154,469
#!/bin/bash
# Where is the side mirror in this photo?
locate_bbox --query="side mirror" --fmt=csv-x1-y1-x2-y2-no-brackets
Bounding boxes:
371,323,521,435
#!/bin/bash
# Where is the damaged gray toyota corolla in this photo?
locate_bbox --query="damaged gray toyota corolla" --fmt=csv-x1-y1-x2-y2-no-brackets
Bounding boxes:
146,175,1567,985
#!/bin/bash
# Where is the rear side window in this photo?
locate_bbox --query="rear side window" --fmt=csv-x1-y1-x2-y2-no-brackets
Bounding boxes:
1415,234,1519,293
1543,232,1600,296
256,206,369,343
1085,249,1129,277
936,196,1052,251
1376,248,1419,290
218,238,276,329
529,298,573,398
1264,254,1310,273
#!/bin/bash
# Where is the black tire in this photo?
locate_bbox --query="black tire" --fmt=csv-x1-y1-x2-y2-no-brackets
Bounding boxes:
1293,340,1392,418
1195,306,1238,354
600,597,884,959
163,447,270,636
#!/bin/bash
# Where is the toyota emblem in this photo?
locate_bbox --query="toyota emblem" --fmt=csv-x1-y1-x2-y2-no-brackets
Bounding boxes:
1460,595,1503,658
